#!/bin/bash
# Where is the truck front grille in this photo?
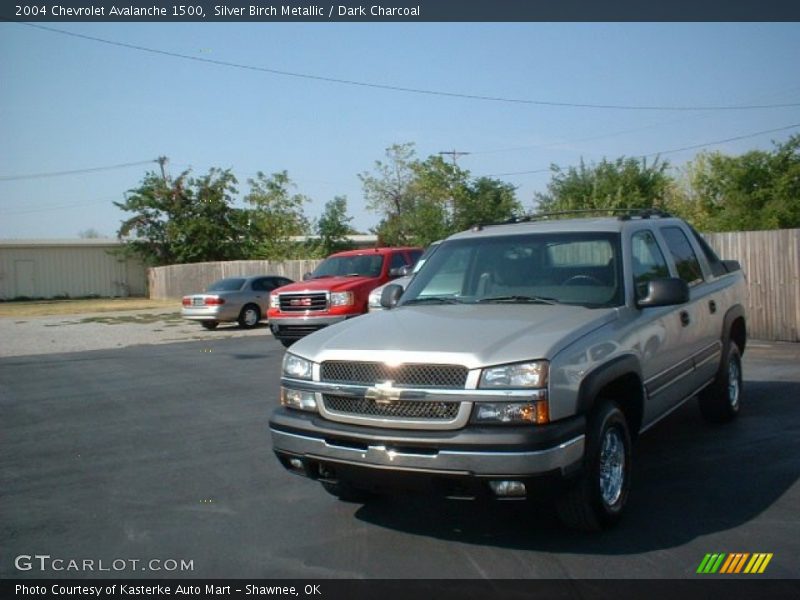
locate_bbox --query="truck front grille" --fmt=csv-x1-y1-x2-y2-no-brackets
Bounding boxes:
320,361,468,389
322,394,460,420
278,292,328,312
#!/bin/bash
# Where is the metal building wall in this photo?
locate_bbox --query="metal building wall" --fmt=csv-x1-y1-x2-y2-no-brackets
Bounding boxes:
0,240,147,299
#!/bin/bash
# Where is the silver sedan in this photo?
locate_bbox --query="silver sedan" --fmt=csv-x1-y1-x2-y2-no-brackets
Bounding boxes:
181,275,293,329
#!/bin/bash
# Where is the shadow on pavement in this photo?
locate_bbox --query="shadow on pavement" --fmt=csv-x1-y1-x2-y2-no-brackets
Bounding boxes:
353,379,800,554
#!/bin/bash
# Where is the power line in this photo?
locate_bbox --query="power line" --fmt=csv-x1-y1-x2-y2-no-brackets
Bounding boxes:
16,22,800,113
0,159,158,182
484,121,800,177
0,197,118,216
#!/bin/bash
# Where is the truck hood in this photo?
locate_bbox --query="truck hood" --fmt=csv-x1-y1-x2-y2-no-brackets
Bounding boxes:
289,304,618,368
276,276,378,293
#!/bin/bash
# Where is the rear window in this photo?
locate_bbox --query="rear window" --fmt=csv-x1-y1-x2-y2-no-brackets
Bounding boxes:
207,278,246,292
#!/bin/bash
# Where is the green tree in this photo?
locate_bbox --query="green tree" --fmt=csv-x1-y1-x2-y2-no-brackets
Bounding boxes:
359,143,418,244
315,196,357,256
116,168,246,265
672,135,800,231
535,156,673,214
244,171,311,259
361,144,521,246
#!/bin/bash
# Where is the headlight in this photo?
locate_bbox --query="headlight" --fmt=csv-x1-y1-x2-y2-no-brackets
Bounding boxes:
269,293,279,309
368,291,381,309
330,291,354,307
479,361,548,389
282,353,314,380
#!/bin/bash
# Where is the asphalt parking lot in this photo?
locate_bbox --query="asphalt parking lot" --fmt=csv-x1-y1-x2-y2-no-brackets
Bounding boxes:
1,332,799,580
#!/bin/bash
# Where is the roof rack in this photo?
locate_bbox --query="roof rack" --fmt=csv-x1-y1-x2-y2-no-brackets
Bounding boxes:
471,208,673,230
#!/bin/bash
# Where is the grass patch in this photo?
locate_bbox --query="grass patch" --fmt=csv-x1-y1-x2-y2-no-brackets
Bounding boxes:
79,312,182,325
0,298,178,318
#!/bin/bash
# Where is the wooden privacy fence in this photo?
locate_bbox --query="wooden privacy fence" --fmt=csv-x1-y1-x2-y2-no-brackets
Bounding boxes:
704,229,800,343
148,229,800,342
148,259,322,301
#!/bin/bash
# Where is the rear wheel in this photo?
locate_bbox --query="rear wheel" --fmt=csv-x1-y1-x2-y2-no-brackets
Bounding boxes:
201,321,219,330
698,343,743,423
556,401,632,531
238,304,261,329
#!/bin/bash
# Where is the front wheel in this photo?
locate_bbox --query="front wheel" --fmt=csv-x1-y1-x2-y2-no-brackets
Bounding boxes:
698,343,743,423
556,401,632,531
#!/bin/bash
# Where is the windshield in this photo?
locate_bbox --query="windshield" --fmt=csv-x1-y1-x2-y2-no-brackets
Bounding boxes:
207,278,246,292
311,254,385,278
401,232,623,308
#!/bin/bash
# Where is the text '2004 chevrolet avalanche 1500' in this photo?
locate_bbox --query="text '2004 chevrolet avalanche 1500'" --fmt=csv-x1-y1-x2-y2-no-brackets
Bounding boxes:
269,211,747,530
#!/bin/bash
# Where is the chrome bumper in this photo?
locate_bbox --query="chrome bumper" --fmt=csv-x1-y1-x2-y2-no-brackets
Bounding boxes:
270,427,585,476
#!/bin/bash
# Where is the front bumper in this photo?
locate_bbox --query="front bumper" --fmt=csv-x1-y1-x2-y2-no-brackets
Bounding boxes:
269,315,349,340
270,408,586,496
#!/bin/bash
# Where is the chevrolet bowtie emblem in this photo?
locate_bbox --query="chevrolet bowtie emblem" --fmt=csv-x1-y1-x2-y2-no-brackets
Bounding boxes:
365,381,402,405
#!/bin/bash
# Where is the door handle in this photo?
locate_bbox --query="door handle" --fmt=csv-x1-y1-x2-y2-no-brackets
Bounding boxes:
709,300,717,314
680,310,691,327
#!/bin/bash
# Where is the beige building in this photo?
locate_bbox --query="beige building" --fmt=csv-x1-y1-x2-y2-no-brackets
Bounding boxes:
0,239,147,300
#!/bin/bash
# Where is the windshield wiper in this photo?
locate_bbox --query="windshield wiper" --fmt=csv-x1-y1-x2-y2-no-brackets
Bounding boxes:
477,295,559,305
403,296,463,305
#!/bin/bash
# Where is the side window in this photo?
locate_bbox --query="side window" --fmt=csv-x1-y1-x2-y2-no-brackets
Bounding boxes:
251,278,267,291
390,252,409,270
690,227,727,278
407,249,423,265
661,227,704,286
631,231,670,299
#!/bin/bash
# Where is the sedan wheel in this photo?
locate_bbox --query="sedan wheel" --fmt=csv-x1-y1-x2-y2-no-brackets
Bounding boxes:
238,304,261,329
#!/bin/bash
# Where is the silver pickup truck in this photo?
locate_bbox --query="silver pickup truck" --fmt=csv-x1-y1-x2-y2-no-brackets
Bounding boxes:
269,211,747,530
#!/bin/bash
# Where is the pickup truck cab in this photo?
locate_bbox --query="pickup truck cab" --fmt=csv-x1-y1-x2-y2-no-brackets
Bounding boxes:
269,212,747,530
267,246,422,347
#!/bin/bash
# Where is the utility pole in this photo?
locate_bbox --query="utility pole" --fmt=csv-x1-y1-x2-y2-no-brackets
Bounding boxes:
157,156,169,182
438,149,470,166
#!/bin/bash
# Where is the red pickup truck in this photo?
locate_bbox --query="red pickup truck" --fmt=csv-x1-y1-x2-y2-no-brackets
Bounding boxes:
267,246,422,347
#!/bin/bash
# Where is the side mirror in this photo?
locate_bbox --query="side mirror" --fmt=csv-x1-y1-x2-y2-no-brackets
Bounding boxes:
637,278,689,308
302,272,312,281
380,284,404,309
722,260,741,273
389,265,412,278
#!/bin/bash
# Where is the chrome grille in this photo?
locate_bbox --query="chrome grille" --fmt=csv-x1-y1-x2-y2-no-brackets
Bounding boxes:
323,394,460,420
320,362,468,388
278,292,328,312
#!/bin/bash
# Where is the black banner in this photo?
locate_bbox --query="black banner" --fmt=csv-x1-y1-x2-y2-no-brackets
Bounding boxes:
2,0,800,23
4,580,800,600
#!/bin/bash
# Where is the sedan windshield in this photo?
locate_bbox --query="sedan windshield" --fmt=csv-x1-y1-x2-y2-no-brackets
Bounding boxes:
401,232,623,308
311,254,384,278
207,278,246,292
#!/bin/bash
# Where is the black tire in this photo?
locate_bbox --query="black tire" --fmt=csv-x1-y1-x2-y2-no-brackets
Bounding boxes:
201,321,219,330
237,304,261,329
556,401,632,531
321,481,375,503
698,343,743,424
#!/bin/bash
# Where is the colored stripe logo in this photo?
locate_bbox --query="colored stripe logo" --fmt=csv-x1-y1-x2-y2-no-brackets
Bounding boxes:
697,553,773,574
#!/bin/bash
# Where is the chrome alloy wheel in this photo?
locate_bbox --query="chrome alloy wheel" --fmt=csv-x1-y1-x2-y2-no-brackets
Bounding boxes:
243,307,259,327
599,427,626,506
728,355,741,411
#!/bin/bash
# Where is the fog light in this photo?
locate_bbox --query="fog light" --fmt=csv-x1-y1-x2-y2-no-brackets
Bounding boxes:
288,458,304,471
489,480,527,498
280,387,318,412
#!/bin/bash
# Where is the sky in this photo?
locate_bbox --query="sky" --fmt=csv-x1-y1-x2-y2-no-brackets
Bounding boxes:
2,21,800,239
